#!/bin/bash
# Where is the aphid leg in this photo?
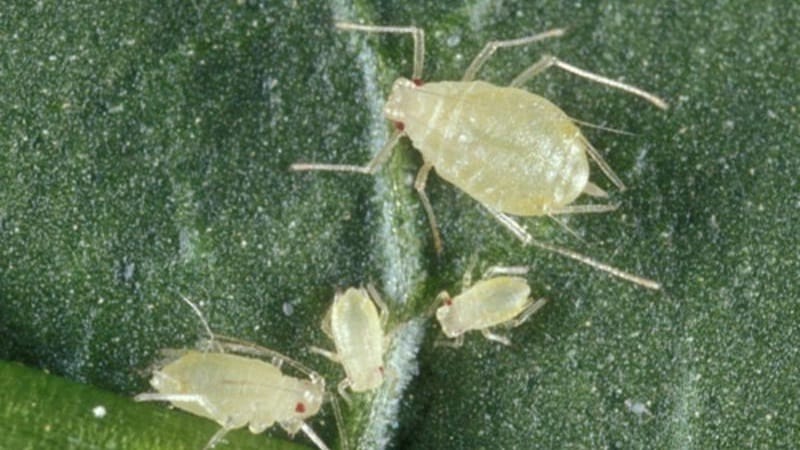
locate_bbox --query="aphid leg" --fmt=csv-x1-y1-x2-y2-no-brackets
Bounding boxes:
482,265,529,279
462,28,566,81
326,393,349,450
335,22,425,81
366,283,390,327
508,298,549,328
299,422,332,450
510,55,669,109
460,253,481,288
435,334,465,348
134,393,220,418
581,136,627,191
336,378,354,405
480,328,512,346
548,203,619,214
486,208,661,289
320,299,334,339
309,345,341,363
486,207,535,242
483,298,548,346
414,162,444,254
546,214,587,243
205,425,234,450
583,181,609,198
290,130,402,174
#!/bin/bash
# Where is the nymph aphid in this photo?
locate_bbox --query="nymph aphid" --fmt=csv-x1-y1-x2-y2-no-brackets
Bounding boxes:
135,296,344,450
292,22,666,289
434,265,547,346
310,285,389,402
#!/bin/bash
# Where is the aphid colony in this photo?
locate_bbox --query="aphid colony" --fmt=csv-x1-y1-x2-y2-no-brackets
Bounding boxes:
138,274,549,449
138,21,666,449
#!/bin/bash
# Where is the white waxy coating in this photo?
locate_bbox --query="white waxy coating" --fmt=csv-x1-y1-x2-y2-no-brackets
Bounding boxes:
384,78,589,216
146,350,323,435
436,276,532,338
329,287,385,392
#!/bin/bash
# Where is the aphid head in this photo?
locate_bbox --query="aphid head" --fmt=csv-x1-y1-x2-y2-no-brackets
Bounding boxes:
434,294,452,319
294,379,324,419
383,77,421,126
435,300,462,338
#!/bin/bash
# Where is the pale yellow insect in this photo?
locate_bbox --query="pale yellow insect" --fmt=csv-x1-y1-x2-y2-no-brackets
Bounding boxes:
310,285,389,402
291,22,667,290
135,297,343,450
435,265,547,346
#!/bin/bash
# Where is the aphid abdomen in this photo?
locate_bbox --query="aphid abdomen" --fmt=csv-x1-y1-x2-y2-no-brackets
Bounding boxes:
385,79,589,216
331,288,384,391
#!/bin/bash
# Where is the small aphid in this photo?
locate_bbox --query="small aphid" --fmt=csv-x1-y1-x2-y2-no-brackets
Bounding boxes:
310,285,389,402
291,22,666,290
135,297,343,450
434,265,547,346
625,399,654,422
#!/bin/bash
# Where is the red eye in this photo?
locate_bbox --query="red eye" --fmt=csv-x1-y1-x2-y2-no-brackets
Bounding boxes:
412,78,424,86
393,121,405,131
295,402,306,413
444,299,453,306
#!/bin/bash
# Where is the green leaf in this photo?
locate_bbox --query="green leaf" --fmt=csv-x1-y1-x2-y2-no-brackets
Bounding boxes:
2,1,798,449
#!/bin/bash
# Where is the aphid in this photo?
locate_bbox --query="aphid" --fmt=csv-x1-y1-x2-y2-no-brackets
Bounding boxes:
434,265,547,347
291,22,666,290
625,398,653,419
135,297,343,450
310,285,389,402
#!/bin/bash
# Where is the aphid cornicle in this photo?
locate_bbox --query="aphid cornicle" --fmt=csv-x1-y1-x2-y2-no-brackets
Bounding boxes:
135,297,343,450
291,22,667,290
310,285,389,402
434,265,547,346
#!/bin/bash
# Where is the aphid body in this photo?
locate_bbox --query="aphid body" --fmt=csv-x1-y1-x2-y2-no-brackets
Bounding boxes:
292,23,667,290
143,349,323,437
312,286,388,399
135,297,338,450
435,266,547,346
385,78,590,217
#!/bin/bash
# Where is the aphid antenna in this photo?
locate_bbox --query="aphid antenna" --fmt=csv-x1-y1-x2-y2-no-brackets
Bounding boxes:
178,293,218,345
490,209,661,290
531,236,661,290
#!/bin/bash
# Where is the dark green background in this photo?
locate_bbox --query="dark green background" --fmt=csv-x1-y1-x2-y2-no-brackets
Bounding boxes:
2,1,797,449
